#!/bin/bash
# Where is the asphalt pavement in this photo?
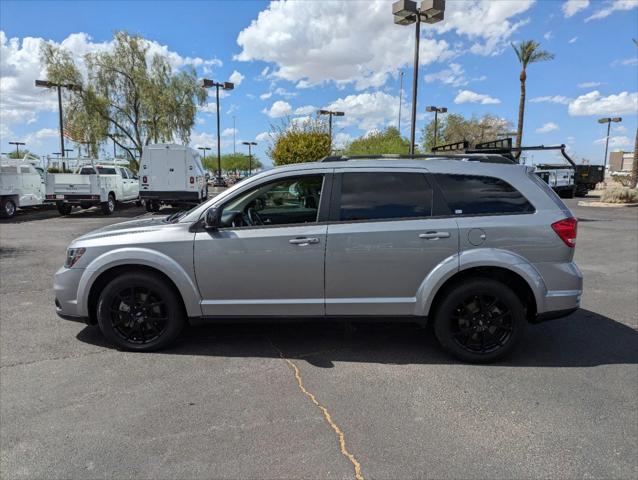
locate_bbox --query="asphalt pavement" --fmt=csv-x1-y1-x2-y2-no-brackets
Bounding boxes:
0,198,636,479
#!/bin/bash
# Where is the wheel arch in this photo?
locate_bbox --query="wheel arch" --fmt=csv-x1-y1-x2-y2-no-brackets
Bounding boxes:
77,248,201,323
416,249,546,322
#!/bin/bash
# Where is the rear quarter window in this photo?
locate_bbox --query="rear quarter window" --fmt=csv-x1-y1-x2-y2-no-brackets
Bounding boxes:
434,174,534,215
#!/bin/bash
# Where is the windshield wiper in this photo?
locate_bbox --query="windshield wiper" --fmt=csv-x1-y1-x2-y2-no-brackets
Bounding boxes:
165,210,185,223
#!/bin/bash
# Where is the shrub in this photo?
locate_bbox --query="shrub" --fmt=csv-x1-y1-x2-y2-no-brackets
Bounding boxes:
601,187,638,203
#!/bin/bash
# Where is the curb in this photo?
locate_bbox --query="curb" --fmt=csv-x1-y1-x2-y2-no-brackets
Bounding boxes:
577,201,638,208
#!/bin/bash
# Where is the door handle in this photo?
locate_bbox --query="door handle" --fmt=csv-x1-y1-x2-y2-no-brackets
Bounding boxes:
289,237,319,245
419,231,451,240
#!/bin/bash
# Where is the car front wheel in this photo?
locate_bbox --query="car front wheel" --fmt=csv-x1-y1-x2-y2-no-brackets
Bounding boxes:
434,278,525,363
96,272,185,351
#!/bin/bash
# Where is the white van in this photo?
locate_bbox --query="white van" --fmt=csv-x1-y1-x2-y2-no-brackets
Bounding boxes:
139,144,207,212
0,157,46,218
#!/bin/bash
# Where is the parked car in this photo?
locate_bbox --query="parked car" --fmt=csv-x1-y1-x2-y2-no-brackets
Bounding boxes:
139,144,207,212
0,157,46,218
212,176,227,187
54,155,582,362
45,163,140,215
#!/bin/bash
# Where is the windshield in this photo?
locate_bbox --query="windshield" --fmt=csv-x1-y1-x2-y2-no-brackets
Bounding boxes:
97,166,117,174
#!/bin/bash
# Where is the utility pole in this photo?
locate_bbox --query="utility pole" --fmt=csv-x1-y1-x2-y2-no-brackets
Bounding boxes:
9,141,25,158
233,116,236,154
426,106,447,149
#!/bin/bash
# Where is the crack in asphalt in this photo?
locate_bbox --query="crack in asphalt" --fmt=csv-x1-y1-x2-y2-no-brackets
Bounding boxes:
267,337,364,480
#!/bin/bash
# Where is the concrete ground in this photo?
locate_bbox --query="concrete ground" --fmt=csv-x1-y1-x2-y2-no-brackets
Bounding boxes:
0,198,636,479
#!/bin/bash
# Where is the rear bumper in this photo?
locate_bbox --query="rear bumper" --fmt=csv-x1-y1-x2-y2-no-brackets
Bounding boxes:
140,190,201,202
45,194,100,203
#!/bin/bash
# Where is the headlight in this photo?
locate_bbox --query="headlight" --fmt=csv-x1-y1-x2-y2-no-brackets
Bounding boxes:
65,247,86,268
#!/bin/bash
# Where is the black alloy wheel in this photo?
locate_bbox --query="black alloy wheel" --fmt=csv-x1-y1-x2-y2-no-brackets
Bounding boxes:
109,286,168,344
97,272,184,351
449,294,513,354
434,278,525,363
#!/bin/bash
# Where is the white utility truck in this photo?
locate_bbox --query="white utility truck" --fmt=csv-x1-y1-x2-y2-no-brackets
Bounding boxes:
139,144,207,212
45,162,140,216
534,166,575,198
0,156,46,218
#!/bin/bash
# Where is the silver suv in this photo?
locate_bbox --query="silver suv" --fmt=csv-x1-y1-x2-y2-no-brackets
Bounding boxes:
54,157,582,362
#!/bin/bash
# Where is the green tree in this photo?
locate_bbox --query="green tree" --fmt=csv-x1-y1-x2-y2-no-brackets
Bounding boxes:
7,149,39,159
267,117,331,165
41,31,206,167
420,113,512,151
511,40,554,154
343,127,410,155
202,153,263,174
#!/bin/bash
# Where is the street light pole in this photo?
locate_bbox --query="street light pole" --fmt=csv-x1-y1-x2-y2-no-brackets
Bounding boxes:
317,110,345,152
398,70,404,133
9,141,25,157
426,106,447,148
233,116,236,154
392,0,446,155
201,79,235,181
197,146,211,167
242,141,257,176
598,117,623,170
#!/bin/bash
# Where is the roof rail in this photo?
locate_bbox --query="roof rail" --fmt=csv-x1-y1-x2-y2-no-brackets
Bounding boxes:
318,153,515,164
431,140,469,152
475,138,512,150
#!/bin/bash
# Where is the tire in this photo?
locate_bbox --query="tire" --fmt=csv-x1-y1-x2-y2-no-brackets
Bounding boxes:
575,185,589,197
57,202,72,216
80,202,92,210
101,194,115,215
145,200,152,212
1,198,17,218
563,188,575,199
151,200,161,212
433,278,525,363
96,272,185,351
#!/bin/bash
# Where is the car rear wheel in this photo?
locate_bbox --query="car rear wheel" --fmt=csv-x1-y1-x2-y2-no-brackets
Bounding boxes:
434,278,525,363
101,194,115,215
1,198,17,218
96,272,185,351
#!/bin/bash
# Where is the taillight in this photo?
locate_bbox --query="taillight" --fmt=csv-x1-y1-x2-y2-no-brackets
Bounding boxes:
189,176,194,184
142,176,148,183
551,217,578,247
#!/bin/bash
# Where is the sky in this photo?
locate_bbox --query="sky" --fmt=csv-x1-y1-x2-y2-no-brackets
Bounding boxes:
1,0,637,167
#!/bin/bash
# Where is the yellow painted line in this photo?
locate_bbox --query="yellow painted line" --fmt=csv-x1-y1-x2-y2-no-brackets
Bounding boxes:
269,339,364,480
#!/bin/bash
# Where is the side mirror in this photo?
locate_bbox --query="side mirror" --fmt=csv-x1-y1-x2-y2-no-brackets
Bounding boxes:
204,207,221,230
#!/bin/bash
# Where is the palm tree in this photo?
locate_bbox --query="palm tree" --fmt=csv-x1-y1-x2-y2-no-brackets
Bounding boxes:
511,40,554,156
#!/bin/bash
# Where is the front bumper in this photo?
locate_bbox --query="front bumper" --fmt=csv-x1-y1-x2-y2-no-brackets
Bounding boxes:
54,266,86,320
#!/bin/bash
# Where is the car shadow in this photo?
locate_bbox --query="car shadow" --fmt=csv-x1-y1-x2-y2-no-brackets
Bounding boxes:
76,308,638,368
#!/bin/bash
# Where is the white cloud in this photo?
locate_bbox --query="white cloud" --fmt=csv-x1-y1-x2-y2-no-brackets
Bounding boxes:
543,31,553,40
294,105,317,116
255,131,271,143
530,95,572,105
568,90,638,116
613,124,627,133
259,92,272,100
536,122,559,133
578,81,602,88
562,0,590,17
228,70,244,86
333,132,352,149
594,136,632,147
235,1,533,90
324,91,403,132
262,100,293,118
221,128,237,137
424,63,468,87
585,0,638,21
199,102,217,113
454,89,501,104
0,30,221,136
611,57,638,67
189,131,216,149
568,36,579,43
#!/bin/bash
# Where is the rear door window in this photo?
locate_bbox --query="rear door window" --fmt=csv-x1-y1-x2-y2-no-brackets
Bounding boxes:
338,172,432,221
433,174,534,215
